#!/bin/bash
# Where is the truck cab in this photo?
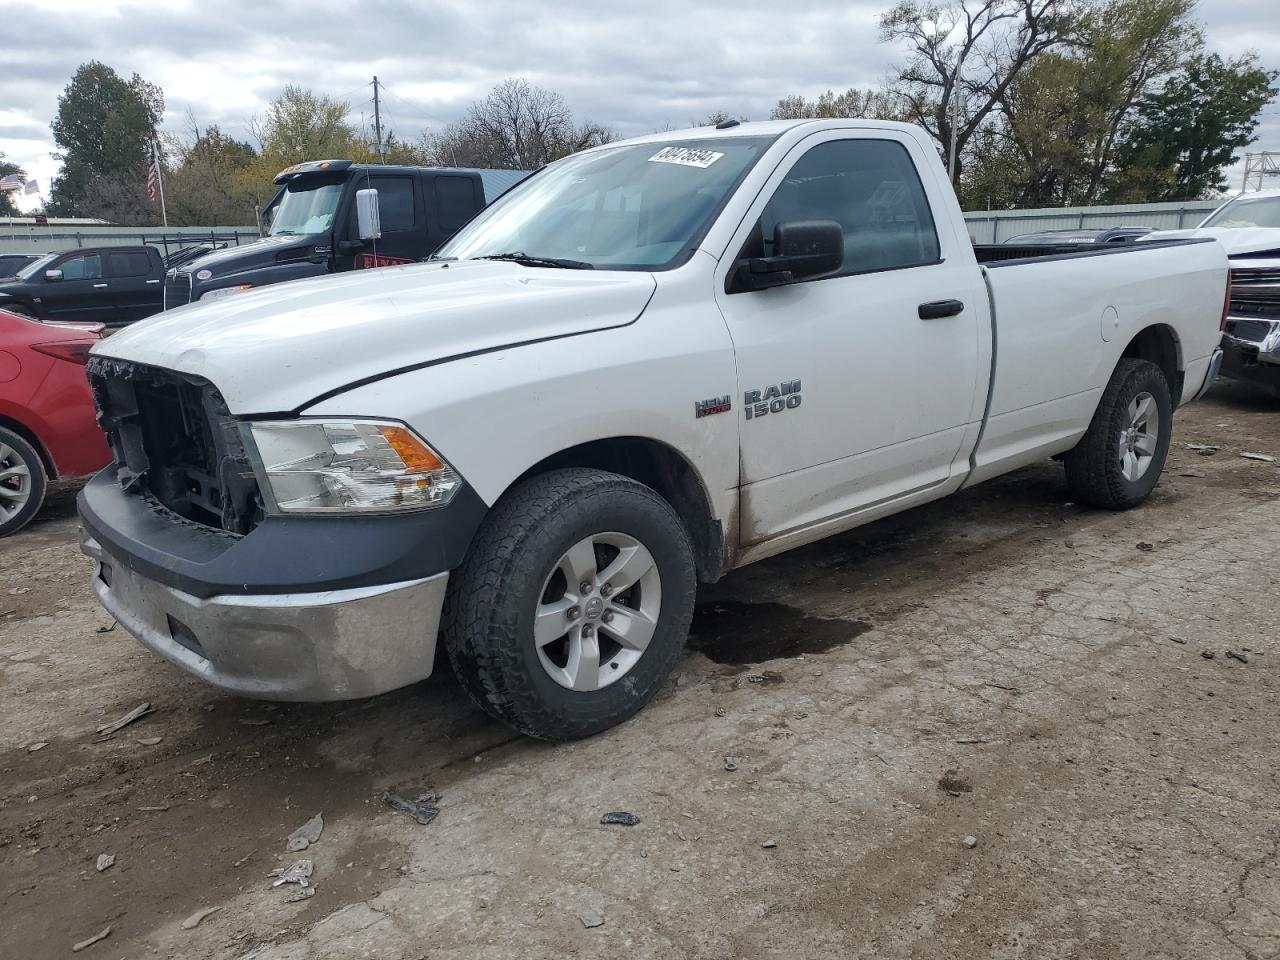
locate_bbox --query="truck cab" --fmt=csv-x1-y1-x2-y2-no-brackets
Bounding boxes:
164,161,496,308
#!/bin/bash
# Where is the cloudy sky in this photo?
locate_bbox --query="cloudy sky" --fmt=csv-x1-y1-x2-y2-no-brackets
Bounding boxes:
2,0,1278,213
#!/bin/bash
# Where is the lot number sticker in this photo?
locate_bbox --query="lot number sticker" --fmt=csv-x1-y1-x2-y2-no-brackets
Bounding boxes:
649,146,725,169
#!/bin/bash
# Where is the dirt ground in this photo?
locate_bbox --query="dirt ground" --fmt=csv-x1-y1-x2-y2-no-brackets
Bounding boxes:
2,379,1279,960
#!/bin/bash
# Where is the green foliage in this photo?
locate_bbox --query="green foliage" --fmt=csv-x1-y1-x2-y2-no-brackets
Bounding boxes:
1110,54,1280,200
0,152,24,217
166,123,259,225
48,61,164,221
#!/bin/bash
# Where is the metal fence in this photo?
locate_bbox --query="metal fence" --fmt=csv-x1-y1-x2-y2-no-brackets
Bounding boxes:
1,198,1232,255
961,200,1222,244
0,224,259,257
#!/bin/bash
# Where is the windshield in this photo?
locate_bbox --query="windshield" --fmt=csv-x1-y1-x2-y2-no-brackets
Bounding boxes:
15,254,56,280
268,176,345,236
1201,195,1280,229
436,137,773,270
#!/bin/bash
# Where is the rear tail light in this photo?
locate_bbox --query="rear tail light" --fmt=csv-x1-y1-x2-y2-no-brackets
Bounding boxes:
31,340,97,365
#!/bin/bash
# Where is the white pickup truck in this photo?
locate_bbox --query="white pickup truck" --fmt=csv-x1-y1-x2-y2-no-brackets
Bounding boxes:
80,119,1228,741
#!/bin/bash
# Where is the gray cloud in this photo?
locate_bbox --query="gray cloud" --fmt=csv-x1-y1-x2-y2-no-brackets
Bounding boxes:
2,0,1276,206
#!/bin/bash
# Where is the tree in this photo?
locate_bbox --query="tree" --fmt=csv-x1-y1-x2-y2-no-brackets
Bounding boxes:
881,0,1083,184
771,88,902,120
422,78,614,169
165,116,259,225
0,152,25,217
241,86,362,205
1111,53,1279,200
960,0,1202,206
47,61,164,222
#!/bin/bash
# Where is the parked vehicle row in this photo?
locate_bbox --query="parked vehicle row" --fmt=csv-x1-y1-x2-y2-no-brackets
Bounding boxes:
0,309,111,536
79,118,1228,741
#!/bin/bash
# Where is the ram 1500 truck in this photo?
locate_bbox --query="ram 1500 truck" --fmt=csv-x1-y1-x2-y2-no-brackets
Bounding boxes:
79,119,1228,741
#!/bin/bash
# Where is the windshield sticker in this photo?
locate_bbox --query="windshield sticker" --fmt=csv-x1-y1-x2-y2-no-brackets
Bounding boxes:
649,146,725,169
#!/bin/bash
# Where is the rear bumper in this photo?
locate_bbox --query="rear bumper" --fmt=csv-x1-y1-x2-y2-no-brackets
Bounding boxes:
83,534,447,701
1191,347,1224,402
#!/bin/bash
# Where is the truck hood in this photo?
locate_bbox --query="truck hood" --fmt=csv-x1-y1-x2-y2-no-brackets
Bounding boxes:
177,233,326,278
1143,227,1280,256
93,259,656,413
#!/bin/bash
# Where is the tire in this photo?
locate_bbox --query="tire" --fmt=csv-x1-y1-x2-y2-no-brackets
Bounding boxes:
0,427,49,538
442,468,697,741
1064,358,1173,510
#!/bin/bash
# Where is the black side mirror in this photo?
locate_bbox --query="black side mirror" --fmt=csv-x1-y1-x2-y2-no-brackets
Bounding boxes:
730,220,843,292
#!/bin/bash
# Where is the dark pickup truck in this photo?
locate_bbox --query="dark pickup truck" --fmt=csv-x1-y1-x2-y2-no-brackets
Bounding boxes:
164,160,516,308
0,246,165,326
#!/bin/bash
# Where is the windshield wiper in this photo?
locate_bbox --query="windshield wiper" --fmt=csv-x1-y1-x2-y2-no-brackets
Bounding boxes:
476,252,594,270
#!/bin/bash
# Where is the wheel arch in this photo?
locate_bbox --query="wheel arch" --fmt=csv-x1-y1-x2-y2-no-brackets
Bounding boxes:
504,436,726,583
0,413,55,478
1121,324,1183,400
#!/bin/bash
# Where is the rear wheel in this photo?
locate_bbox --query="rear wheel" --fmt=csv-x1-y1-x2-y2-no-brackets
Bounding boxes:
1064,358,1173,509
0,427,48,537
443,468,696,741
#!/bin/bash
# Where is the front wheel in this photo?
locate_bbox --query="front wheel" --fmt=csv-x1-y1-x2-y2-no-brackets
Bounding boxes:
1064,358,1173,509
442,468,696,741
0,427,48,537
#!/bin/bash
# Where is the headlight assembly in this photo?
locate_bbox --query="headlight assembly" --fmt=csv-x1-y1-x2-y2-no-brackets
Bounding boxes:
246,419,462,513
199,283,253,301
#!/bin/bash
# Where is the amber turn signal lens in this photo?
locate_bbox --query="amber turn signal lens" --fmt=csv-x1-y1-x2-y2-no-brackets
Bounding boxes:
378,425,446,473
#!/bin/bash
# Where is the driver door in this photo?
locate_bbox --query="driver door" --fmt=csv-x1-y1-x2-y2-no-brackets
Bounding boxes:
713,129,988,549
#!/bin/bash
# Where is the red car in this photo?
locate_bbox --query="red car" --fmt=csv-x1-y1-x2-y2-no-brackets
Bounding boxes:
0,309,112,536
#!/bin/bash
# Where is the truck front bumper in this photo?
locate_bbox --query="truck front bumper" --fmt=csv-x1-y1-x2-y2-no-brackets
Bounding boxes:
82,534,448,701
1221,316,1280,397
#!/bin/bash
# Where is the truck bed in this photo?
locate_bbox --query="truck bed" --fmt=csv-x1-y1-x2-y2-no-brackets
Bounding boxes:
973,236,1215,265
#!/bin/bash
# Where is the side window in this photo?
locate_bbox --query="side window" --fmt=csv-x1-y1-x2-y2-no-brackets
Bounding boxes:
107,251,152,277
351,176,416,234
433,176,478,235
756,139,940,276
58,254,103,280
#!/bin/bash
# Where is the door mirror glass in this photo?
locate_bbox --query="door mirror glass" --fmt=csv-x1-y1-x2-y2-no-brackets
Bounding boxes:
355,188,381,241
44,268,63,282
733,220,843,291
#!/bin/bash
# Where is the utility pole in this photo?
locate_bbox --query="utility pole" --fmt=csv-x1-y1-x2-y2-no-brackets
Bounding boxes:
372,75,386,163
947,57,964,184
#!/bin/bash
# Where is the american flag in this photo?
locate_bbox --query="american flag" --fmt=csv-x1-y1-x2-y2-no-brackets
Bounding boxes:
0,173,25,193
23,179,39,196
147,142,160,202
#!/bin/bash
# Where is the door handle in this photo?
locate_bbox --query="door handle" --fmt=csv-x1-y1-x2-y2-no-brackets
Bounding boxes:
918,299,964,320
92,283,108,289
146,279,160,284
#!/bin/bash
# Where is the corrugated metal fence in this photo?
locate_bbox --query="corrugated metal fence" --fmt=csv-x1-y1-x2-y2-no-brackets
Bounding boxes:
2,199,1227,256
961,200,1221,244
0,224,258,257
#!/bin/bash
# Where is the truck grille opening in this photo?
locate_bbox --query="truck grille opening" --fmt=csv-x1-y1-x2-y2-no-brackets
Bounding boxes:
87,357,264,535
163,271,192,309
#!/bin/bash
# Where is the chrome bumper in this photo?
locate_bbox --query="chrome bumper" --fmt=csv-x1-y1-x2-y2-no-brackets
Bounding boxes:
82,535,448,701
1222,315,1280,364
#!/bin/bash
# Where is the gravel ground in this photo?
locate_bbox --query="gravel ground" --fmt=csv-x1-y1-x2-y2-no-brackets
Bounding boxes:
2,380,1278,960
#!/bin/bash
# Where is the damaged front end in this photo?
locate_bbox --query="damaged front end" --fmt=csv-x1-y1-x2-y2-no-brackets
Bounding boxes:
87,356,265,535
1222,259,1280,397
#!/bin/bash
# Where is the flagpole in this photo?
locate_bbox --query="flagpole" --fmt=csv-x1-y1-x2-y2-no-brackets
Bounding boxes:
153,139,169,229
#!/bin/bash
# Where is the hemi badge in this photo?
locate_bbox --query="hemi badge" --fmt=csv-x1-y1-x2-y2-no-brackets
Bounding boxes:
695,395,731,419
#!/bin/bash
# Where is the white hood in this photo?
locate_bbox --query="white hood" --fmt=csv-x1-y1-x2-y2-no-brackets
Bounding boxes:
1143,226,1280,256
93,259,656,413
